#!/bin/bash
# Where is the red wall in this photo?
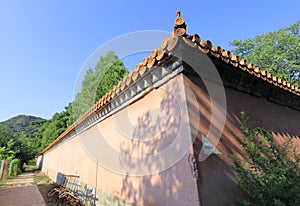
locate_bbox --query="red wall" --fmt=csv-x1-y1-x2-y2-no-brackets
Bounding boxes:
40,74,200,206
184,73,300,206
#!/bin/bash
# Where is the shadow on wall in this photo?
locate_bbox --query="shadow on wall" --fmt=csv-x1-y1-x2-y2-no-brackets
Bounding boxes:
185,70,300,205
77,183,99,206
54,172,99,206
118,81,198,206
193,140,252,205
184,74,252,205
37,154,44,170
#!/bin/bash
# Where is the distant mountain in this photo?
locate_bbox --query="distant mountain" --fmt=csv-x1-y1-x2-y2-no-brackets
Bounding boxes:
0,115,46,138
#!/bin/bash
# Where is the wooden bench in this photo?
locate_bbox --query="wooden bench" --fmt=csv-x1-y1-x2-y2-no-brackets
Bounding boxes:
48,174,81,205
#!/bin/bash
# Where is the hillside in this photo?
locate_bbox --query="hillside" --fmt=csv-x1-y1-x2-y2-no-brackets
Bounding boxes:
0,115,46,138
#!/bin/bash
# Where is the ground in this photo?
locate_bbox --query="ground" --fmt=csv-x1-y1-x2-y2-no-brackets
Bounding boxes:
36,180,60,206
0,169,62,206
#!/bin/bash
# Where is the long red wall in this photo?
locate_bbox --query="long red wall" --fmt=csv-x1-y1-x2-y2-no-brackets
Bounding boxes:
39,74,200,206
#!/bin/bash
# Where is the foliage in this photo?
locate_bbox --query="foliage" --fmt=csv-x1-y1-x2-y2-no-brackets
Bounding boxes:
0,115,46,137
2,139,19,160
34,171,50,184
95,51,128,100
27,159,37,166
0,136,36,166
0,115,47,164
17,135,38,163
39,106,71,151
233,112,300,206
71,50,128,122
22,159,37,171
0,115,45,165
66,103,74,128
0,180,6,186
0,129,20,161
0,127,13,148
23,164,37,171
0,50,128,168
8,159,21,178
230,21,300,86
37,51,127,152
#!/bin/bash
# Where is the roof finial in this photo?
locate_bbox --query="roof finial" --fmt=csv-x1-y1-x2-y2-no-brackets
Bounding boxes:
173,10,186,37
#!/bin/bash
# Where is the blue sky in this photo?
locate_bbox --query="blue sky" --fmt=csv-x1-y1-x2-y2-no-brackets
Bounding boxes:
0,0,299,121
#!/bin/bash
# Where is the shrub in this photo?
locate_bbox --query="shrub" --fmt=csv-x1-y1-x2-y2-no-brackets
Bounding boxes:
233,112,300,206
8,159,20,178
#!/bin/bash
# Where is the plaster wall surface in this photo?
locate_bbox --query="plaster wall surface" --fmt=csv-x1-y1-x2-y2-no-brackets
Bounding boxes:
184,73,300,206
41,74,200,206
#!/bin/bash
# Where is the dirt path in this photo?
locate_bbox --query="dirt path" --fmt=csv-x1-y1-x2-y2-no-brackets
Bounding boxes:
0,171,46,206
4,171,34,187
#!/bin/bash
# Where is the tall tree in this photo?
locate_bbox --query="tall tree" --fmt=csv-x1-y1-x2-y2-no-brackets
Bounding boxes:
230,21,300,86
0,128,16,160
71,51,128,122
40,107,70,150
0,127,13,147
33,51,128,152
95,52,128,100
0,127,36,164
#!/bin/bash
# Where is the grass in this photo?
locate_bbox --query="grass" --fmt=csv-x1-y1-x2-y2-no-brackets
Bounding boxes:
34,171,50,184
24,164,38,170
23,159,38,171
0,180,6,186
34,173,59,206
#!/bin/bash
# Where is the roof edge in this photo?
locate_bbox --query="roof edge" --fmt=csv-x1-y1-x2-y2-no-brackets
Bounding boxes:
40,11,300,155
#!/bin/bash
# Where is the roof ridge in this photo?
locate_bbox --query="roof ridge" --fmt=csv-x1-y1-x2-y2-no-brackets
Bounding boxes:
167,11,300,96
40,11,300,154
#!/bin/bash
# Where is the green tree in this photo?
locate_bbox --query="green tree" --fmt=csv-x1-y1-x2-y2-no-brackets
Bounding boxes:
230,21,300,86
233,112,300,206
0,127,13,147
0,115,45,136
16,135,38,164
35,51,128,152
0,128,18,161
95,51,128,100
0,131,37,165
0,116,47,163
2,139,19,161
71,50,128,122
66,103,74,127
40,108,70,150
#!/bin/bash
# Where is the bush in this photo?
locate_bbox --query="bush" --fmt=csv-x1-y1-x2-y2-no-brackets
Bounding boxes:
8,159,20,178
233,112,300,206
22,159,38,171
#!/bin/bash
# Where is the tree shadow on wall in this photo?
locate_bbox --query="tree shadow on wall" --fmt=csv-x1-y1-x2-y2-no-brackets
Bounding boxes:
117,80,199,206
184,73,256,205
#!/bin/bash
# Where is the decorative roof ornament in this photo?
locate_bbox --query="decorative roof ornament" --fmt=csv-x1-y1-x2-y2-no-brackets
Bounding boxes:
41,11,300,154
173,10,186,37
